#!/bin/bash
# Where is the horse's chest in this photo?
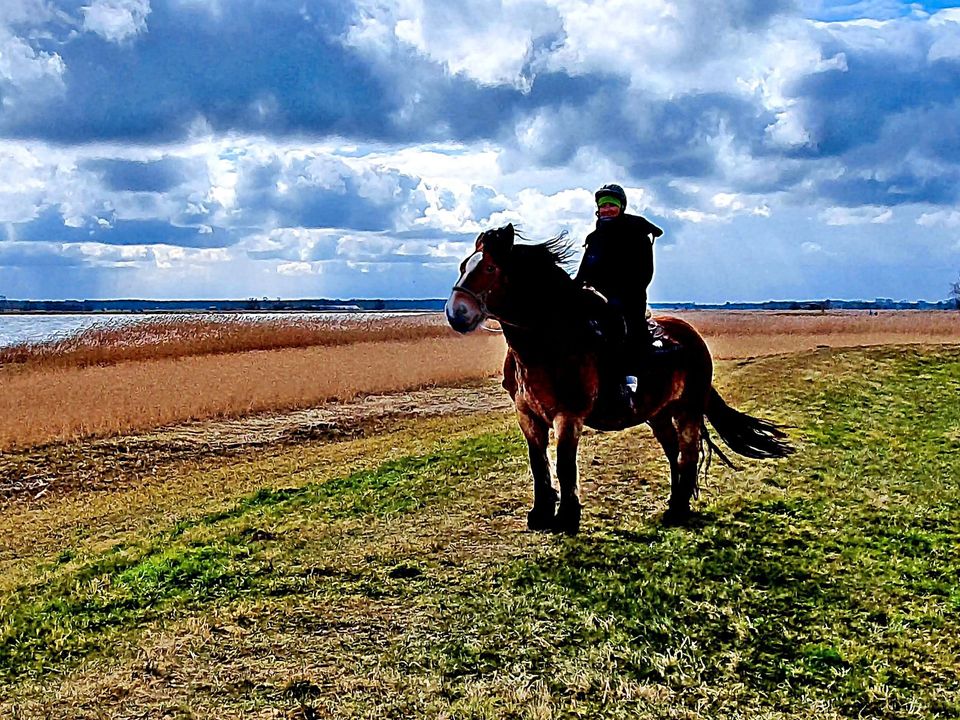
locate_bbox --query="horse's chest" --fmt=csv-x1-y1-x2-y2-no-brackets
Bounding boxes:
515,364,593,421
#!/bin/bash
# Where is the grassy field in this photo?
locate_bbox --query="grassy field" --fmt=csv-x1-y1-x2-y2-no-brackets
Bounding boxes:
2,343,959,718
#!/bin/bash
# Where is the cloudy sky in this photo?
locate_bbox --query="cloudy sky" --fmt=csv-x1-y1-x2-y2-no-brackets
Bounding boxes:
1,0,958,302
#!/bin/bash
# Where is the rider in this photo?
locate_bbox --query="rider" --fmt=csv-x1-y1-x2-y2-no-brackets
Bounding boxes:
574,183,667,392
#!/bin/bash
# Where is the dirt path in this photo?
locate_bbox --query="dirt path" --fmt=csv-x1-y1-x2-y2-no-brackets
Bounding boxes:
0,380,512,502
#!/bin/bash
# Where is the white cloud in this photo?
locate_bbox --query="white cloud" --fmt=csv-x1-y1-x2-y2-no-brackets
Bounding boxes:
337,234,398,260
917,210,960,229
150,245,228,269
0,145,51,223
0,31,65,87
349,0,561,88
277,261,315,276
81,0,151,43
927,8,960,62
71,242,151,266
820,205,894,225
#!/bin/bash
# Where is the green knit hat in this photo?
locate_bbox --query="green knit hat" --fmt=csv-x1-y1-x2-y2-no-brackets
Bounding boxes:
596,195,623,209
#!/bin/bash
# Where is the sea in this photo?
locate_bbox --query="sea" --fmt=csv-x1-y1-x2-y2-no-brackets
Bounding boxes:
0,312,429,348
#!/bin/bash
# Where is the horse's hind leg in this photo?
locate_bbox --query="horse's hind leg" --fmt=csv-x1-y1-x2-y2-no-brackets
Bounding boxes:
664,413,701,525
518,410,557,531
648,413,680,507
553,415,584,535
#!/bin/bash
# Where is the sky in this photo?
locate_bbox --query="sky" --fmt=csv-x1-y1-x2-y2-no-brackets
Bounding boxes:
1,0,959,303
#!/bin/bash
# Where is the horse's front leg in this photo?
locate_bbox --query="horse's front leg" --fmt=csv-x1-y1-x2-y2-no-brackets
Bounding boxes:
553,415,584,534
518,410,557,531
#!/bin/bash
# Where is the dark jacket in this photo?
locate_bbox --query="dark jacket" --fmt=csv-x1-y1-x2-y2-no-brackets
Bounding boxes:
574,213,662,319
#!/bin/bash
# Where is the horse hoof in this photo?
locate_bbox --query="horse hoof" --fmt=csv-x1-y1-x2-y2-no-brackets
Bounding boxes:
527,506,556,532
662,506,691,527
552,503,582,535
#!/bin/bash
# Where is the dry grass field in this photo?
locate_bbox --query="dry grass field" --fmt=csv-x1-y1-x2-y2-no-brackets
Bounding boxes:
1,310,957,450
682,309,960,358
0,332,505,450
0,313,452,370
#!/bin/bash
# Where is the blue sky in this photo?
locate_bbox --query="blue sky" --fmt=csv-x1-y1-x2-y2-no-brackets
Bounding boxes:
1,0,958,302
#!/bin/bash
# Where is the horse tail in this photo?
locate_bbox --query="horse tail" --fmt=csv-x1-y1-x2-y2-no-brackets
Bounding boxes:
704,386,794,461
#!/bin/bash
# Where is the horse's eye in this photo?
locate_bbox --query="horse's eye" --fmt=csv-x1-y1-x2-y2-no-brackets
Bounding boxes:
484,264,496,273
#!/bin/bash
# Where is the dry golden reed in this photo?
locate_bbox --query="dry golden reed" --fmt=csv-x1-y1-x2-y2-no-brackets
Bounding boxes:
0,313,450,370
2,310,958,450
675,310,960,359
0,334,506,450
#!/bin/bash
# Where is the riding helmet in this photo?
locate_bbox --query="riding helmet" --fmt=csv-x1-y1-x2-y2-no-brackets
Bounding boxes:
595,183,627,211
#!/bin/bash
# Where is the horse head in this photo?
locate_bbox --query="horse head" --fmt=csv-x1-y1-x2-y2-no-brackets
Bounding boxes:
445,223,514,333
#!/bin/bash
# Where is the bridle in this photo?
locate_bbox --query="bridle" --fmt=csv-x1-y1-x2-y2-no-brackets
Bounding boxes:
451,283,510,333
451,246,536,332
451,283,490,318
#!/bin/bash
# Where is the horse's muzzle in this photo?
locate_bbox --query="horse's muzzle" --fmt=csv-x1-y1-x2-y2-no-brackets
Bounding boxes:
445,291,483,334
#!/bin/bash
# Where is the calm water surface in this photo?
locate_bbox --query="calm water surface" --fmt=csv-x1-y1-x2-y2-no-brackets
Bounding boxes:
0,312,426,348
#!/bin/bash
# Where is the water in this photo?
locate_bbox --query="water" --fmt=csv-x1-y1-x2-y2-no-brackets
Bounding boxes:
0,312,430,348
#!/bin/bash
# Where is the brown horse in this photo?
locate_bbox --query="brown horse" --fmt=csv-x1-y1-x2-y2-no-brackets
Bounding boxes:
445,223,793,533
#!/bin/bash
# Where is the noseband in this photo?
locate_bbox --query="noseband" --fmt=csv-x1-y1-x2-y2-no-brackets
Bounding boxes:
451,283,491,318
452,283,533,333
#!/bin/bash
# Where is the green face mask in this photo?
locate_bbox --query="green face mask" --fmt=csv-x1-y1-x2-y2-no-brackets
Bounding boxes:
596,195,623,210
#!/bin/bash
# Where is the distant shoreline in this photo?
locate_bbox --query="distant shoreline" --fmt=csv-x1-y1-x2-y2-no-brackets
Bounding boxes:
0,298,955,314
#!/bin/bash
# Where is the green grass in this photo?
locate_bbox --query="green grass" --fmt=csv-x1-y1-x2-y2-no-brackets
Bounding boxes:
3,346,960,718
382,348,960,718
0,431,527,682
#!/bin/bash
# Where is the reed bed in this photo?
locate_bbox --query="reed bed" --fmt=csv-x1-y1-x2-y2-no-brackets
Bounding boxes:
678,309,960,337
0,313,450,371
2,310,957,450
0,334,506,450
676,310,960,359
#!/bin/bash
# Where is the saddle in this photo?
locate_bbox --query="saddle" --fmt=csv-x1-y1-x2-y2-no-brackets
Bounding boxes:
581,287,675,352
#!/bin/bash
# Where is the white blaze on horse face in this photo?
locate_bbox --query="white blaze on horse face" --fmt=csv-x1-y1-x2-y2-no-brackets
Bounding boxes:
446,251,486,333
457,251,483,287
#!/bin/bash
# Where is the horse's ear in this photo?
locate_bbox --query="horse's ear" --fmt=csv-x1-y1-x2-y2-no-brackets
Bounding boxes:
485,225,513,262
499,223,515,251
474,233,484,251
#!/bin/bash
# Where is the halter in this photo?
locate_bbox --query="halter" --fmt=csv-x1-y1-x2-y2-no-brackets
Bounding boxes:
451,283,490,318
451,282,532,332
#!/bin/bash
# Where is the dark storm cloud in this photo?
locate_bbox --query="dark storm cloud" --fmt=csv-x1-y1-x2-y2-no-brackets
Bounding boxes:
727,0,798,26
505,84,773,181
818,169,960,206
776,27,960,206
103,220,232,247
787,53,960,159
13,207,233,247
0,241,82,267
232,156,429,232
0,0,631,150
82,158,190,192
4,0,394,142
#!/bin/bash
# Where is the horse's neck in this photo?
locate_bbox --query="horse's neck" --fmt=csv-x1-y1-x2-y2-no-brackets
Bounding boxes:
500,285,595,357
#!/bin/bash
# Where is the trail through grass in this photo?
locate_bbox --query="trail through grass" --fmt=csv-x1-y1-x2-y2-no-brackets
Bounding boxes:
3,346,959,719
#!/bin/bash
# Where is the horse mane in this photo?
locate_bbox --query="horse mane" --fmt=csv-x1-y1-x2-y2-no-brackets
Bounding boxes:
511,230,579,292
